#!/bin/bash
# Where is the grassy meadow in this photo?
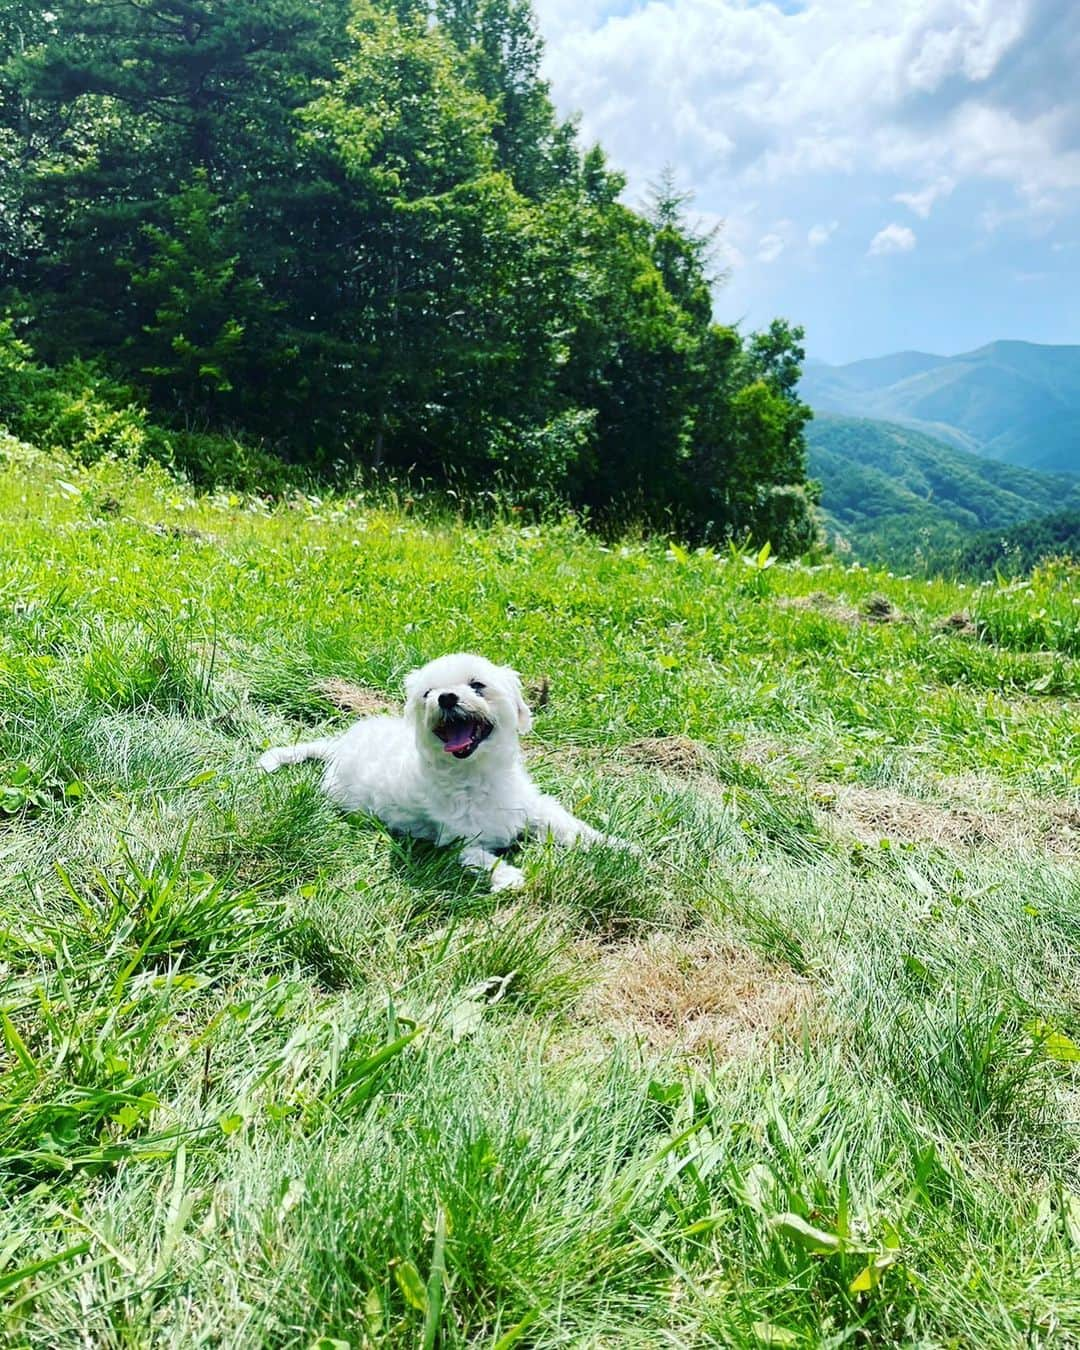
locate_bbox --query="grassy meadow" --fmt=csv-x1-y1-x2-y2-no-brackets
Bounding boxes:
2,432,1079,1346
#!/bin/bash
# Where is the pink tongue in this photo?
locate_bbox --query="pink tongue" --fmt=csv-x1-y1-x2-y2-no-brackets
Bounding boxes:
442,723,474,753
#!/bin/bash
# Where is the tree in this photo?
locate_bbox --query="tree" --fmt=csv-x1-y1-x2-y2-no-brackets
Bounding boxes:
16,0,350,177
298,0,571,470
645,166,723,326
2,0,818,554
742,317,814,485
5,0,350,366
119,174,288,425
0,3,98,281
437,0,578,199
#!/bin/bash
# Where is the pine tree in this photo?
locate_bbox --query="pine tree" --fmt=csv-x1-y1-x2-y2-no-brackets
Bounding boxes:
120,174,287,425
21,0,350,178
0,3,89,279
8,0,349,366
299,0,570,469
645,166,724,326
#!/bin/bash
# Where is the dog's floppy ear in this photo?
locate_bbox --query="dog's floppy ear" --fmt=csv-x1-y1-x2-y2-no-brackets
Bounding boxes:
501,665,532,735
403,667,424,702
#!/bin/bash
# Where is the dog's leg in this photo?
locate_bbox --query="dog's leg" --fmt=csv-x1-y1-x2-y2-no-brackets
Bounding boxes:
257,738,336,773
459,844,526,893
529,794,604,846
527,794,636,853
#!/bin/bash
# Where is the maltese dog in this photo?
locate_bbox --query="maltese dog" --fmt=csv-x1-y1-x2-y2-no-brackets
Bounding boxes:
258,652,629,891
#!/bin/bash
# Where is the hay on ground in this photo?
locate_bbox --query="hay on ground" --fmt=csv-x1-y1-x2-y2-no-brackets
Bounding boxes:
315,677,397,716
817,783,1080,857
933,610,981,639
777,590,909,626
575,932,812,1058
617,736,714,775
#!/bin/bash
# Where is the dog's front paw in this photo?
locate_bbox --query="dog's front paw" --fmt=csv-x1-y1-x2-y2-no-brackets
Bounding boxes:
257,749,283,773
490,861,526,893
604,835,642,858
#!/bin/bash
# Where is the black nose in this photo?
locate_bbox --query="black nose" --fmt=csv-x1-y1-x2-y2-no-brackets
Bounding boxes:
437,691,458,710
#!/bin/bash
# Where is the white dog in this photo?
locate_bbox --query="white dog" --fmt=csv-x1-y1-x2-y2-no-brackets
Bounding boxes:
258,653,626,891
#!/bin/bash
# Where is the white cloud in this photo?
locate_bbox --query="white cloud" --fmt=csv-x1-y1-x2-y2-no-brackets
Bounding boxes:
902,4,1026,90
894,176,955,218
531,0,1079,353
808,220,839,248
535,0,1080,215
868,223,917,256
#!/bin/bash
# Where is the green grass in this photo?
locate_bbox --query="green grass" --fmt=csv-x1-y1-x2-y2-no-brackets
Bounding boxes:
1,434,1079,1346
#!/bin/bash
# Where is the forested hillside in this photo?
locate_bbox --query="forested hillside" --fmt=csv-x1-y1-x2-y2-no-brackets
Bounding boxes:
808,415,1080,568
801,342,1080,474
0,0,815,551
937,508,1080,578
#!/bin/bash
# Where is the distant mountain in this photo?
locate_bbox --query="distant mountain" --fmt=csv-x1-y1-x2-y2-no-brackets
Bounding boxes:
801,341,1080,473
807,414,1080,568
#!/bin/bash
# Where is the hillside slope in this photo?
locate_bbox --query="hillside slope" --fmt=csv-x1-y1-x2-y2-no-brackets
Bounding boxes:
801,341,1080,472
939,507,1080,577
807,413,1080,566
1,439,1078,1346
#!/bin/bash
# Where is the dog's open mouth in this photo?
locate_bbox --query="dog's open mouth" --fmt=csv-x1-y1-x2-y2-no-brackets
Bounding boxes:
434,713,493,759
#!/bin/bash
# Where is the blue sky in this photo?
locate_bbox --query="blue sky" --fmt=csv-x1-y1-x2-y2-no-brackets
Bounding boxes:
531,0,1080,363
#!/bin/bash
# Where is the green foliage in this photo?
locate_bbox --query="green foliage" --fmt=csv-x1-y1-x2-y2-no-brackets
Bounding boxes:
0,0,816,553
0,317,295,489
120,174,289,424
969,559,1080,658
646,166,719,325
0,317,155,463
749,482,824,560
295,0,569,472
10,0,351,179
937,509,1080,579
437,0,578,198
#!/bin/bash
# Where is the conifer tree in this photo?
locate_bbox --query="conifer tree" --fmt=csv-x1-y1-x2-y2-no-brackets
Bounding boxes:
0,0,817,553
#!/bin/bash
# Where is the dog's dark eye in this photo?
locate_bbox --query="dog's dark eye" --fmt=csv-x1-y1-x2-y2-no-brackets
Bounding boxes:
469,680,485,693
423,689,431,699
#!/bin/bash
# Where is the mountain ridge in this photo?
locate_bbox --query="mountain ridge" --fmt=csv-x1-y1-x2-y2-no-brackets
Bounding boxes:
806,412,1080,568
801,340,1080,473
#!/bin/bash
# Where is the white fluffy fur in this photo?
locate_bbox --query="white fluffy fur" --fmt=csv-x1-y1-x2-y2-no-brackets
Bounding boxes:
258,653,625,891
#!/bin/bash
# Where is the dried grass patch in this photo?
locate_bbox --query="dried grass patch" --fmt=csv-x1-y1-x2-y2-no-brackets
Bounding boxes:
778,591,860,624
1039,801,1080,854
574,932,812,1059
777,590,908,626
817,783,1080,857
315,676,397,716
730,734,792,770
932,610,981,639
535,736,717,783
526,675,551,709
617,736,714,775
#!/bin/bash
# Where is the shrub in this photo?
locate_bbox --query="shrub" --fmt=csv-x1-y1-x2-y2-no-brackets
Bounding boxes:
0,319,156,464
0,318,293,490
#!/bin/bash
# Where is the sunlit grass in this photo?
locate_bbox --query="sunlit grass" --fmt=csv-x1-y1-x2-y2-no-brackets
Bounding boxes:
1,438,1078,1345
